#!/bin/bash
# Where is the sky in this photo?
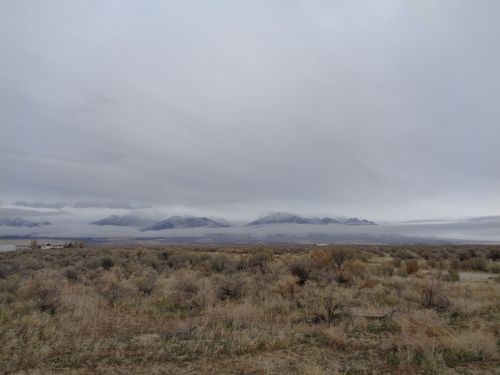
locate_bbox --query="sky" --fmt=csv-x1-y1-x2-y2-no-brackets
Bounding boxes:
1,0,499,222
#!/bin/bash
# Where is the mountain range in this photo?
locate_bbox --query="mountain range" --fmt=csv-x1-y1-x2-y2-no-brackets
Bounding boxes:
247,212,376,226
88,212,376,230
90,215,150,227
1,214,499,244
141,216,230,231
0,217,52,227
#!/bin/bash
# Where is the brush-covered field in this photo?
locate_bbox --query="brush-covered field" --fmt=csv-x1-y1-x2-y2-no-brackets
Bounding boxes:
0,244,499,374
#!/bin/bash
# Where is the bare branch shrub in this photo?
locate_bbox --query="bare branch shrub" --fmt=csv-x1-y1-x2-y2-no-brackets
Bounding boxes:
328,247,355,273
319,284,356,323
421,276,451,311
215,274,245,301
131,267,158,295
275,275,301,301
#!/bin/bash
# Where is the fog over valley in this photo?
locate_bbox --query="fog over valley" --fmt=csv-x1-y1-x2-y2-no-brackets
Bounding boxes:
0,203,499,243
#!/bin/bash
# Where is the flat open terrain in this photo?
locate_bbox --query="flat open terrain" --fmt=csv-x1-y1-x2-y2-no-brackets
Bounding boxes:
0,244,499,374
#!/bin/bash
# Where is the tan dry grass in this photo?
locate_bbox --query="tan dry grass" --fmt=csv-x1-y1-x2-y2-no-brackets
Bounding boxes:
0,245,499,374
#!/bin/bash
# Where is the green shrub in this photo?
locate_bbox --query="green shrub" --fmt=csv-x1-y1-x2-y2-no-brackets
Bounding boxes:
449,258,460,271
487,248,500,261
440,269,459,282
142,253,160,270
367,318,399,333
63,268,78,282
289,258,311,285
100,257,114,271
392,258,402,268
246,252,271,270
461,257,487,272
489,263,500,274
211,254,234,273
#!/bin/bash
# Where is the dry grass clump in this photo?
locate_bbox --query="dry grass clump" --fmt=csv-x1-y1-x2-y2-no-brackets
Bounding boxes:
373,261,395,277
275,275,301,304
214,274,246,301
18,270,64,314
344,259,369,280
203,303,264,331
0,244,499,374
131,267,158,295
405,259,419,275
246,251,271,270
441,329,497,362
323,324,348,349
95,270,136,305
160,269,214,311
386,310,449,371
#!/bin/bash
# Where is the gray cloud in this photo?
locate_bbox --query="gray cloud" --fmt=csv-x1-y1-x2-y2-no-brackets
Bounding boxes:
13,201,66,209
1,0,499,222
11,200,150,210
0,207,70,218
73,201,151,209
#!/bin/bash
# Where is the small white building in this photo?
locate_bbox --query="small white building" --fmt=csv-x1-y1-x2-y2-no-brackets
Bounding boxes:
41,243,64,250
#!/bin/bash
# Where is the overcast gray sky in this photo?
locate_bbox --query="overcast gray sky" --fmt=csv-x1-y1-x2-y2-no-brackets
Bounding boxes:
1,0,499,221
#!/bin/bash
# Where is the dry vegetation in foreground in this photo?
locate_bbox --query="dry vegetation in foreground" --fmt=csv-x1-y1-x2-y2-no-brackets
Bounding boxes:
0,244,499,374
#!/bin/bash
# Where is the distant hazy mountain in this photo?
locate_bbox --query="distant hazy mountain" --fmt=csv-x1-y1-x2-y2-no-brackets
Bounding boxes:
248,212,376,226
248,212,311,225
142,216,230,231
90,215,147,227
319,217,342,224
343,217,376,225
0,217,52,227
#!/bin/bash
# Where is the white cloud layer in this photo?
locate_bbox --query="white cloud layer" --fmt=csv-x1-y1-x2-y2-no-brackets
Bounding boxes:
1,1,499,221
